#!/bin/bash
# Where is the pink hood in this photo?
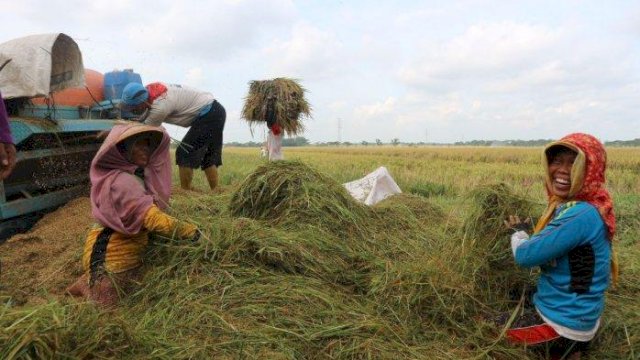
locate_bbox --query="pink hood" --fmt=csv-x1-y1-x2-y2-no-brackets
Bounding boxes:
90,123,172,234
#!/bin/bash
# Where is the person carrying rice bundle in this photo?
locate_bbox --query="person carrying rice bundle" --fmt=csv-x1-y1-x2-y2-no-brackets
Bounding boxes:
499,133,617,359
241,78,311,161
67,124,200,308
266,116,284,161
121,82,226,191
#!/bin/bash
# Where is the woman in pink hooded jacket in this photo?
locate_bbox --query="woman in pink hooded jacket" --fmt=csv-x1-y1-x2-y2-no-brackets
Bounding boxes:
68,123,199,307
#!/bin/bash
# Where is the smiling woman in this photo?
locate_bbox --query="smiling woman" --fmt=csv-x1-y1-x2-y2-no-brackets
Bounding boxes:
546,145,578,198
500,132,616,359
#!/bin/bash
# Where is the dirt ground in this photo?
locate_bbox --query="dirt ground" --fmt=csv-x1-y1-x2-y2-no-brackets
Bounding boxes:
0,197,93,306
0,185,212,307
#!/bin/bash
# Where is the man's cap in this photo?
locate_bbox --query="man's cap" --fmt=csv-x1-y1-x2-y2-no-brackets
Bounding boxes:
121,82,149,106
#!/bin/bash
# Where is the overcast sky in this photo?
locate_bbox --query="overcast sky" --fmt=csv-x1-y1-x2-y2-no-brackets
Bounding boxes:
2,0,639,143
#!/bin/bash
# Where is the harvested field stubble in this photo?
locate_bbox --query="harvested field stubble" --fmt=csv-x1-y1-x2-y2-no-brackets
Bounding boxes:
0,157,638,359
0,197,92,306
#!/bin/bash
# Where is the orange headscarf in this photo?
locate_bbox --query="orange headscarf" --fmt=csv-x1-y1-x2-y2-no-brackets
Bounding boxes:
146,82,168,103
534,133,618,284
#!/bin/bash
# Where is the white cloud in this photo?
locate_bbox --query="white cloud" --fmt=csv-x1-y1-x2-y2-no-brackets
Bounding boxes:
399,21,561,90
353,97,397,120
183,67,204,87
126,0,295,62
487,61,566,92
328,100,347,111
1,1,639,143
87,0,133,16
265,23,345,80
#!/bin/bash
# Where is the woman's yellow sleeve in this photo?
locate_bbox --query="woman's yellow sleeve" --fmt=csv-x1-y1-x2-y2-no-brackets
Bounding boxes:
143,204,198,240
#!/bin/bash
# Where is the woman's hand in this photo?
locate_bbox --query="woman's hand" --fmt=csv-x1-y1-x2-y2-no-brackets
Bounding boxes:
0,142,16,180
504,215,532,233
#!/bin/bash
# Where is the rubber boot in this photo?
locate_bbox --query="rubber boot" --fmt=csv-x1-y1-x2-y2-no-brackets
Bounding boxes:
179,166,194,190
203,165,219,191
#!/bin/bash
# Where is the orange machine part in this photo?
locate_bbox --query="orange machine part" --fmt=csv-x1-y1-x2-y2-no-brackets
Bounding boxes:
32,69,105,106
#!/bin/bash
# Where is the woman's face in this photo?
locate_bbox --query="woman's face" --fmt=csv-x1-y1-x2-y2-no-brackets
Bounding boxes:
130,137,152,167
548,150,577,198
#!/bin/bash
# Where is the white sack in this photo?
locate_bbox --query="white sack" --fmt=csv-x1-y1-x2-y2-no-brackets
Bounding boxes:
343,166,402,206
0,33,85,99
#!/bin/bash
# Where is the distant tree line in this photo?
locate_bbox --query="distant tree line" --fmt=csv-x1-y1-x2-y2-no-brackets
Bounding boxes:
225,137,640,147
451,139,640,147
225,136,310,147
224,140,264,147
604,138,640,147
453,139,553,146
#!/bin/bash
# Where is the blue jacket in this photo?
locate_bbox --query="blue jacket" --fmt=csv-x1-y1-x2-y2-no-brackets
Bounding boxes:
514,201,611,331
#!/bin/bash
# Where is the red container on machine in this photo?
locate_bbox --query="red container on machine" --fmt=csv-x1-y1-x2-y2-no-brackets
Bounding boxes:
32,69,104,106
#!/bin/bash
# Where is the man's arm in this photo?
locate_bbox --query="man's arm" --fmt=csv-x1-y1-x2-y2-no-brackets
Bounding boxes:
0,92,16,179
143,102,170,126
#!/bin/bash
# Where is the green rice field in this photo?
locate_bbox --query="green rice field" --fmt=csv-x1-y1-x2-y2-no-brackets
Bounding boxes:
1,145,638,359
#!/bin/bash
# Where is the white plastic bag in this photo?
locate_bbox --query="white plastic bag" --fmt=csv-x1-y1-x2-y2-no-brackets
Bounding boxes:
343,166,402,206
267,131,284,161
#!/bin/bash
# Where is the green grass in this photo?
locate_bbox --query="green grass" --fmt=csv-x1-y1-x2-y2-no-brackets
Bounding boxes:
2,146,638,359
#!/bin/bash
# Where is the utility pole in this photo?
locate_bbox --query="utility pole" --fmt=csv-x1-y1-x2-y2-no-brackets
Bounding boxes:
338,118,342,144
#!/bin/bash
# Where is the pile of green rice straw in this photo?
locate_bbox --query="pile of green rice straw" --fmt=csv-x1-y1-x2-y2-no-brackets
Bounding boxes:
241,78,311,136
1,161,638,359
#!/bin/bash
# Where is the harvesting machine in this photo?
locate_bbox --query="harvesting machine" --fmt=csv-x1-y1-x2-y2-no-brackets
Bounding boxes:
0,33,124,239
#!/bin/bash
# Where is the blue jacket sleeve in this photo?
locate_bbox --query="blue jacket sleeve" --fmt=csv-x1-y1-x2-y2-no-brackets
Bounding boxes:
514,203,596,267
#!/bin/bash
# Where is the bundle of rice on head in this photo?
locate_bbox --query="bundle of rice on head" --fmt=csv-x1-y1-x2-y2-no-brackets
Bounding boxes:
241,78,311,136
